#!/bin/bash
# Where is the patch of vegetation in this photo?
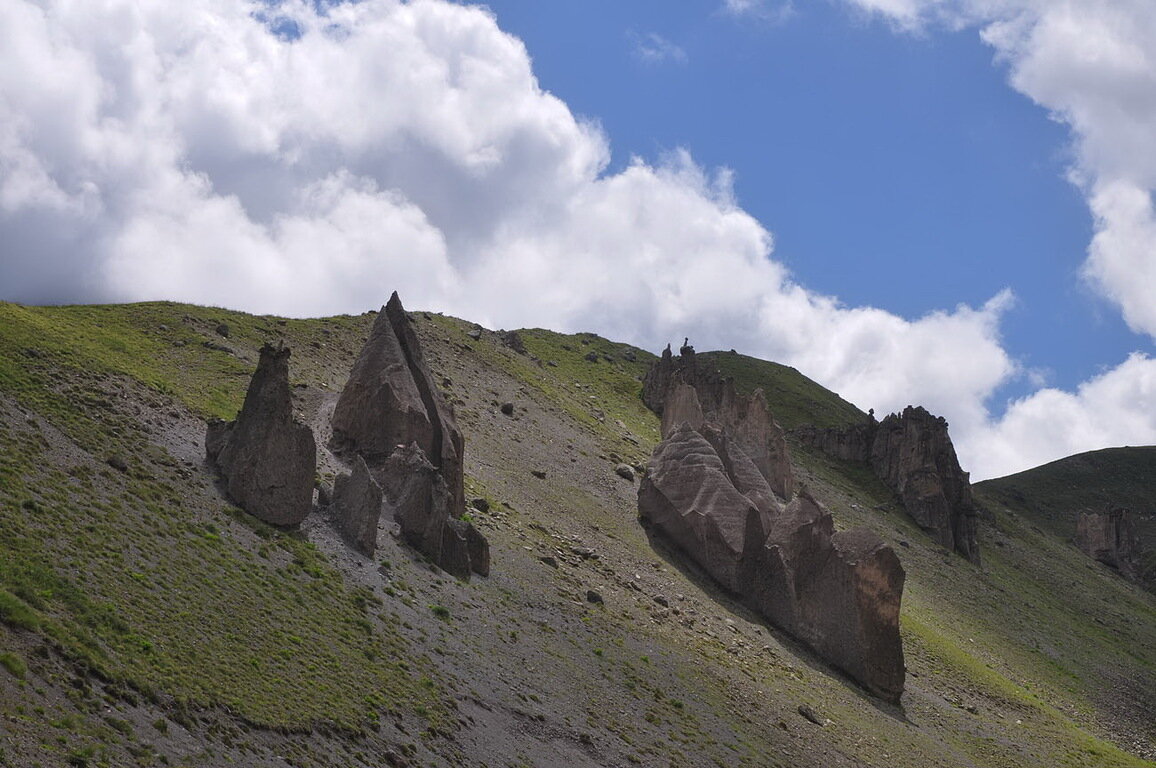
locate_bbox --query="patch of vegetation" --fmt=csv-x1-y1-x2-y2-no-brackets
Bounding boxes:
0,302,452,734
697,350,865,430
0,651,26,678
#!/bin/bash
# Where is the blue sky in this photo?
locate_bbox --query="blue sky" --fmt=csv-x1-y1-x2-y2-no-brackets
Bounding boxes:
1,0,1155,479
480,0,1132,401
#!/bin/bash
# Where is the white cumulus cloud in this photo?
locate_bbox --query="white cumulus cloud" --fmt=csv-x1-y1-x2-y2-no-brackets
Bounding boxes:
0,0,1151,479
838,0,1156,475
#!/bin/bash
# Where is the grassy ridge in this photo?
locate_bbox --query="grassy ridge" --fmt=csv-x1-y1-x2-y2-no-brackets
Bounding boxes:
697,350,866,430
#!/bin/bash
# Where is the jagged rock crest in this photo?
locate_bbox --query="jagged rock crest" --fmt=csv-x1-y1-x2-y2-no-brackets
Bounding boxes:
795,406,981,563
332,292,487,578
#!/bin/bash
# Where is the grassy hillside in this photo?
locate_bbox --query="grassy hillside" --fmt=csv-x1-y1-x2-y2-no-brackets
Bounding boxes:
975,446,1156,588
1,301,1154,768
697,350,866,430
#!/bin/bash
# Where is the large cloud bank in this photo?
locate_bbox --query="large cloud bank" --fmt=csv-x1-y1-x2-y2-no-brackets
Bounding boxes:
1,0,1154,479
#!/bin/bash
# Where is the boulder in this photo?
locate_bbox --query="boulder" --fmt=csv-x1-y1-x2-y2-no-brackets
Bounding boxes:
333,292,486,577
331,455,383,556
206,344,316,526
1076,505,1143,580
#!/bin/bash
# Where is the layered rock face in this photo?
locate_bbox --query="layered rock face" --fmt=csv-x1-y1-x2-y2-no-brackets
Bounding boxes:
795,407,980,563
1076,505,1143,580
649,345,794,500
206,344,316,526
332,293,487,578
639,354,905,703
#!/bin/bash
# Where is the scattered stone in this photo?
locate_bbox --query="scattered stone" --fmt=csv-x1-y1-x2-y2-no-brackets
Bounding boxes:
614,464,635,482
201,340,233,354
584,351,599,363
797,705,823,726
531,470,547,479
622,349,637,362
500,402,515,416
206,344,316,526
471,498,490,513
331,455,383,556
106,455,128,473
586,590,603,604
572,547,597,559
539,555,558,569
467,328,482,341
215,322,230,338
653,595,669,607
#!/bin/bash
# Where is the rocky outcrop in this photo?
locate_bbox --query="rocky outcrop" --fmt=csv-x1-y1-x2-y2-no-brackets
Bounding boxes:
1076,505,1143,580
648,344,794,500
206,344,316,526
331,455,383,556
639,347,904,703
795,407,980,563
640,427,905,703
332,292,488,578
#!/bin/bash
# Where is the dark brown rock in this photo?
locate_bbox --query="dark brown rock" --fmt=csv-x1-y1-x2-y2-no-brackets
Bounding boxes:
206,344,316,526
1076,504,1143,580
794,406,980,563
332,455,383,556
871,407,979,563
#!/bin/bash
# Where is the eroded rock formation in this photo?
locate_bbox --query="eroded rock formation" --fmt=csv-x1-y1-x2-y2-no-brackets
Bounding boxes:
1076,505,1143,580
648,344,794,500
332,292,488,578
206,344,316,526
639,350,905,703
331,455,383,556
795,406,980,563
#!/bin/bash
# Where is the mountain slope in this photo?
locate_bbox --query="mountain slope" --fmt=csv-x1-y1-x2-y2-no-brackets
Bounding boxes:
0,301,1153,768
976,447,1156,578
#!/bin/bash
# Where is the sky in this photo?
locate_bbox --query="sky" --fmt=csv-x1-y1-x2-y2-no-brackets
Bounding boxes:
1,0,1155,480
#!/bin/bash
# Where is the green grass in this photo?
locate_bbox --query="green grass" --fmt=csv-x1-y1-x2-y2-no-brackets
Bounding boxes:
0,651,26,679
697,350,866,430
976,447,1156,586
0,301,450,732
